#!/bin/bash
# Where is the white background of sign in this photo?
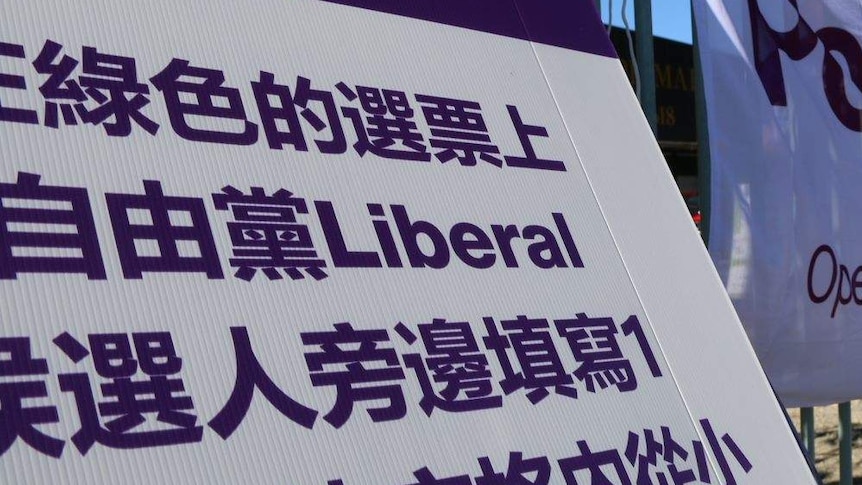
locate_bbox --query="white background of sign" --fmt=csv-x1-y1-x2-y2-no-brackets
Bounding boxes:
1,0,813,483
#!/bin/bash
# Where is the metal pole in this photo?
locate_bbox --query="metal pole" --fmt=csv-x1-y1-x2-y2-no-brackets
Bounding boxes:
635,0,657,134
691,0,710,246
839,402,852,485
800,407,815,461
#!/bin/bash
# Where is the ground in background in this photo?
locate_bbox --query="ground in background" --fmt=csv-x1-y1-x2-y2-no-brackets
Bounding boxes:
788,401,862,484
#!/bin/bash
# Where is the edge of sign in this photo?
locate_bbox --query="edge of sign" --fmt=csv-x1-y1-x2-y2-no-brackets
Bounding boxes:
315,0,618,59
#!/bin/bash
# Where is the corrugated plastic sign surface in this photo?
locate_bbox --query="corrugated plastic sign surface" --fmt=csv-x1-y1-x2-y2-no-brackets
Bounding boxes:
0,1,814,483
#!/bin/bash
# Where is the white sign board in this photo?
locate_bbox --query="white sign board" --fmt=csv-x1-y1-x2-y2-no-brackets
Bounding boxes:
1,1,813,483
694,0,862,407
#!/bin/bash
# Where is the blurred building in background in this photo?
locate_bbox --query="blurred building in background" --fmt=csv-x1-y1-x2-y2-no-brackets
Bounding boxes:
608,27,700,223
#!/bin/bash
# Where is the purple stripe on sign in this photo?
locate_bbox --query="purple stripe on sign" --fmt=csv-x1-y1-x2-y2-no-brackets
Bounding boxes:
316,0,616,58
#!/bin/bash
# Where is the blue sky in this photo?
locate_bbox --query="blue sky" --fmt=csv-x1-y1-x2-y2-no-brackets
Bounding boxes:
598,0,693,44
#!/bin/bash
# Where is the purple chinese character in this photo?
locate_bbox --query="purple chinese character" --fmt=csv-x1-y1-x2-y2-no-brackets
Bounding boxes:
338,83,430,162
105,180,223,279
695,419,753,485
78,46,158,137
691,439,711,484
483,315,576,404
294,76,348,154
150,58,258,145
621,316,662,378
406,467,473,485
212,185,327,281
416,94,502,167
396,319,501,415
209,327,317,439
476,452,551,485
503,106,564,171
555,314,636,393
558,441,632,485
253,74,350,154
55,331,202,454
0,337,64,458
252,71,307,151
624,428,686,485
302,322,406,428
0,172,105,280
0,42,38,124
32,40,88,128
658,427,697,485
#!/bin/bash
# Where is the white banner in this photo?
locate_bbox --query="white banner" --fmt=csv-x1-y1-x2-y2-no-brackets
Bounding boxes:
0,0,813,483
695,0,862,406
